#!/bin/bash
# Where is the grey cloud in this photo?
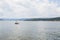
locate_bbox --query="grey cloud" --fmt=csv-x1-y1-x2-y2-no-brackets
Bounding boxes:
0,0,60,18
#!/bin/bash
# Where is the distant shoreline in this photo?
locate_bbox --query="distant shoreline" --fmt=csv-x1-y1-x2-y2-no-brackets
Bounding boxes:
0,17,60,21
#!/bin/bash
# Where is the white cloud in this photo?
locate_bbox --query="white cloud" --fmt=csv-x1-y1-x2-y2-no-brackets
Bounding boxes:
0,0,60,18
56,7,60,13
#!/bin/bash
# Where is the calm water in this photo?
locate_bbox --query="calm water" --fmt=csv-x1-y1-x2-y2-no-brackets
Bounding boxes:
0,21,60,40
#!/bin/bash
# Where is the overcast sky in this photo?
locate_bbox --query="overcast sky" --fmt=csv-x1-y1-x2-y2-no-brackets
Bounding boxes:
0,0,60,18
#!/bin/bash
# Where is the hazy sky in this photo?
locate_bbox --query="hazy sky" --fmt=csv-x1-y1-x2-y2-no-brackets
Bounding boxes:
0,0,60,18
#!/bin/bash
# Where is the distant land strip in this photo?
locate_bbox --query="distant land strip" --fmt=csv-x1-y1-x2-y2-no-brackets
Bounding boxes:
0,17,60,21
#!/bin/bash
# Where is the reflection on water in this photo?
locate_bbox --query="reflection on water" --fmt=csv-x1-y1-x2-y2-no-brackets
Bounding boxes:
0,21,60,40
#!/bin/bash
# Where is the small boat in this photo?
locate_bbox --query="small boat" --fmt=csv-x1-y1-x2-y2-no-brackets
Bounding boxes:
15,22,19,24
15,21,19,24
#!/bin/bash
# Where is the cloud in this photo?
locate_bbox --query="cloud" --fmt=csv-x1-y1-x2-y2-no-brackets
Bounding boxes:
0,0,60,18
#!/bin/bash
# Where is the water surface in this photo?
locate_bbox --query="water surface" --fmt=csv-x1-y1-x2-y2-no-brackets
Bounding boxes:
0,21,60,40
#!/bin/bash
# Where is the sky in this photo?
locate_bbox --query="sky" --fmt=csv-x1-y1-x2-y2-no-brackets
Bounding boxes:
0,0,60,18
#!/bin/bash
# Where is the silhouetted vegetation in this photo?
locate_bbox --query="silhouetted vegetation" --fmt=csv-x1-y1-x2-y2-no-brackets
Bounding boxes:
23,17,60,21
